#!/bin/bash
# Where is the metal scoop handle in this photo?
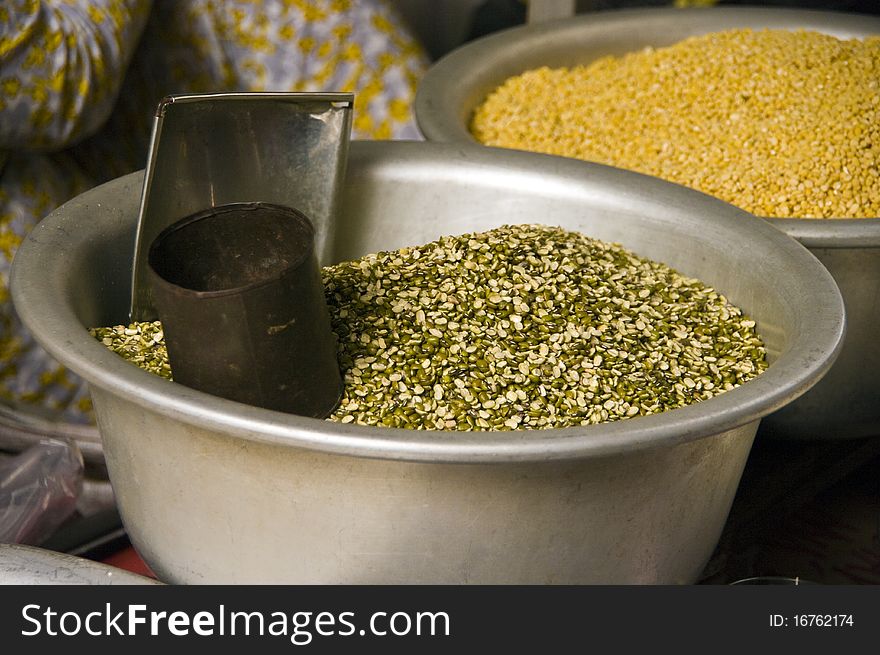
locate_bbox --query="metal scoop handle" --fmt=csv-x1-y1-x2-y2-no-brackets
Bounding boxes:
131,92,353,321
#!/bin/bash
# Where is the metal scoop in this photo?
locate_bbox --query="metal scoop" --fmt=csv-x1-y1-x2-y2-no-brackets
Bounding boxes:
130,92,353,321
146,202,343,417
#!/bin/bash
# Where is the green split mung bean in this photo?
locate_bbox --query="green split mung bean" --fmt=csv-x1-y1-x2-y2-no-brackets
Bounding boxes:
91,321,171,379
91,224,767,430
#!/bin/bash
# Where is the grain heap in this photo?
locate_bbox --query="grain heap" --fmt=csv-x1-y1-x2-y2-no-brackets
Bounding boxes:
470,29,880,219
92,321,170,379
92,224,767,430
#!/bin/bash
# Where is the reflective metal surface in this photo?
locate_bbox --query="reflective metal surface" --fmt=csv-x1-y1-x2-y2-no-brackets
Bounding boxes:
415,6,880,440
10,142,844,583
0,543,159,585
729,575,816,586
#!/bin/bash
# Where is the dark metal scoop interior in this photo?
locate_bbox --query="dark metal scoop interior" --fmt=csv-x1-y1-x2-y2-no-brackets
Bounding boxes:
131,92,353,321
148,203,314,293
147,203,343,417
131,92,352,417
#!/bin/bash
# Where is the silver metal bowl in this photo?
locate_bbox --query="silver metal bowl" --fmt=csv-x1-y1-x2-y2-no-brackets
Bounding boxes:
10,141,843,584
415,6,880,440
0,543,160,585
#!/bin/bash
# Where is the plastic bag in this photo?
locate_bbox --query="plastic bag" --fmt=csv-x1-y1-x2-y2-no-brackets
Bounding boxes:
0,438,83,545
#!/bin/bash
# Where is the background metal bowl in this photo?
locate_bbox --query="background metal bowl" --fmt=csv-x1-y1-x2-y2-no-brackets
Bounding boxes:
10,141,843,584
0,543,159,585
415,6,880,440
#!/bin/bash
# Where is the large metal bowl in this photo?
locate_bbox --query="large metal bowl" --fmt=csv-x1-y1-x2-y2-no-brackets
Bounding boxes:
415,7,880,440
10,142,843,584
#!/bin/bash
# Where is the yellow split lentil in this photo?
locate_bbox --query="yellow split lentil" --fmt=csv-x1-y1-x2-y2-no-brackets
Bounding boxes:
471,29,880,219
